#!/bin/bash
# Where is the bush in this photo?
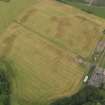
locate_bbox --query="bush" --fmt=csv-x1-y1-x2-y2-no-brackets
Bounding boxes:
0,0,10,2
0,60,12,105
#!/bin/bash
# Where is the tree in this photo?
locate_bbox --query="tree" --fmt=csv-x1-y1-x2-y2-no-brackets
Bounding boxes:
51,86,105,105
0,0,10,2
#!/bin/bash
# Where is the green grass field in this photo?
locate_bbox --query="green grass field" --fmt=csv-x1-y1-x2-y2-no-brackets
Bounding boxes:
57,0,105,19
0,0,38,33
0,0,105,105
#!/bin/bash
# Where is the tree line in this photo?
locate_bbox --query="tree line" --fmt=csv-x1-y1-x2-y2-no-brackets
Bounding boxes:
51,86,105,105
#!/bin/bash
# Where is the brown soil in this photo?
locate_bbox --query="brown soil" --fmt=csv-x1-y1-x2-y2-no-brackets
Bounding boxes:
51,16,71,37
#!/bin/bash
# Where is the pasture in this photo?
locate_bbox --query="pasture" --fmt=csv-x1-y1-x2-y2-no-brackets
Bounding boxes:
0,0,38,33
0,0,105,105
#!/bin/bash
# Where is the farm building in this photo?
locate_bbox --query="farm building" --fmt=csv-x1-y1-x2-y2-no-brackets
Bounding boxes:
88,67,105,87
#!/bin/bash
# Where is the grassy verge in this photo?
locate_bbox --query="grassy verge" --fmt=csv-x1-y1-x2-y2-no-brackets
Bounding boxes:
56,0,105,19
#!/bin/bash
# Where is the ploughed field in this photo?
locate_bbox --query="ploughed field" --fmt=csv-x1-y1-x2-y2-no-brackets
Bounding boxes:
0,0,105,105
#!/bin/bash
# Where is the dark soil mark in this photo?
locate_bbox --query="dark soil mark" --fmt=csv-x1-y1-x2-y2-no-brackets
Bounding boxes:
20,9,38,23
51,16,71,37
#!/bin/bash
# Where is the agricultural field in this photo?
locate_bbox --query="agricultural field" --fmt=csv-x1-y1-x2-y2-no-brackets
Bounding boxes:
0,0,38,33
57,0,105,19
0,0,105,105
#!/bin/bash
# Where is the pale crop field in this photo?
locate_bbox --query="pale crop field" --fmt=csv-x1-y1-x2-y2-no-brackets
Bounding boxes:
0,0,105,105
2,23,84,105
17,0,105,57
